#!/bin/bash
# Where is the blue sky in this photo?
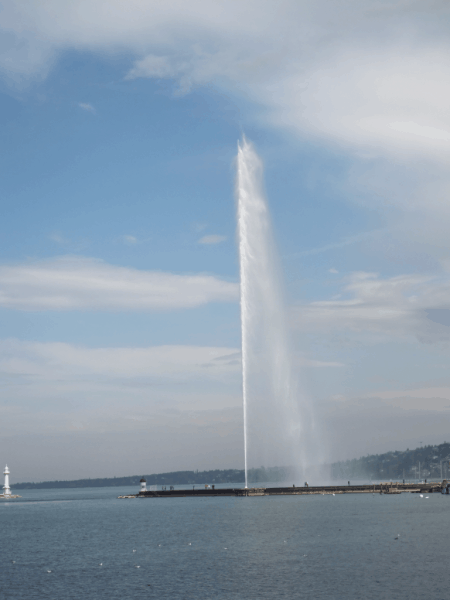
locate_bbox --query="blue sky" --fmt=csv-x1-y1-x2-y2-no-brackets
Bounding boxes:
2,0,450,482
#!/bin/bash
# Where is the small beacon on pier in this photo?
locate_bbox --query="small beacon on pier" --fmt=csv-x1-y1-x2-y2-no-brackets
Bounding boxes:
3,464,11,497
140,477,147,492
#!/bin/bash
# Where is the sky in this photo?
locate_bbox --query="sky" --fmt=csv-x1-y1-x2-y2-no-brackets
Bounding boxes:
2,0,450,482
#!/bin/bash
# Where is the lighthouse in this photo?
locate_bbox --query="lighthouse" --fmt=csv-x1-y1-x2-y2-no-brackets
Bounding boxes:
3,465,11,497
140,478,147,492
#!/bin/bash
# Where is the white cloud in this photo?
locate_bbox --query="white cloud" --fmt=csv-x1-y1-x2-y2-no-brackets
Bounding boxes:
0,339,243,446
1,1,449,162
365,386,450,411
0,339,241,382
293,270,450,343
267,48,450,163
121,234,138,245
389,122,450,142
78,102,95,113
4,2,450,242
305,359,344,368
49,232,67,244
192,222,208,233
0,256,238,311
198,234,227,245
0,338,340,403
0,336,343,479
0,338,245,478
126,54,176,80
295,231,381,258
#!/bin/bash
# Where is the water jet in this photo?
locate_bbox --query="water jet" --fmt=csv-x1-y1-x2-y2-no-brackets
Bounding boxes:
236,138,306,486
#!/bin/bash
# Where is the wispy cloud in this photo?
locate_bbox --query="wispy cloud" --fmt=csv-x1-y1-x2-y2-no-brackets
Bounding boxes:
0,338,244,478
78,102,95,113
192,222,208,233
0,338,340,397
295,231,380,257
121,235,138,245
1,0,449,263
293,270,450,343
3,3,450,220
126,54,176,81
0,339,241,381
2,2,449,160
198,234,227,245
49,232,68,244
0,256,238,311
389,121,450,142
304,359,345,368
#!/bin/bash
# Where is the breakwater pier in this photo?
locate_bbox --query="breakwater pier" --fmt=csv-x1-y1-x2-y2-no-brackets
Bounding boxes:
118,481,446,499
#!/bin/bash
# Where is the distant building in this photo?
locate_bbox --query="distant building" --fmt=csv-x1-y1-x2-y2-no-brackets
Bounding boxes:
140,478,147,492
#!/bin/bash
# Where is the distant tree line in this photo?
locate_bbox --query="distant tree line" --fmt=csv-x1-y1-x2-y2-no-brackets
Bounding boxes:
12,466,293,490
13,442,450,489
330,442,450,481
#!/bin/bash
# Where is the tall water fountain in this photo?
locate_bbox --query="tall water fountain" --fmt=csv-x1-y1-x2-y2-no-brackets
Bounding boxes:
236,138,314,487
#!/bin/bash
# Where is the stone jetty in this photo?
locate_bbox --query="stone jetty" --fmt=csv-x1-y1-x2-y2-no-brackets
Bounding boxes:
118,481,445,499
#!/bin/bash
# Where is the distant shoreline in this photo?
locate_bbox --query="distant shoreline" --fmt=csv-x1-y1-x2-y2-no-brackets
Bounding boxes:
12,469,249,490
13,441,450,489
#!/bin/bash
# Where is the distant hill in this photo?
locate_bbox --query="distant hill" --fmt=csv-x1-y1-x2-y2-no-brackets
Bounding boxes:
13,442,450,489
331,441,450,481
12,466,291,490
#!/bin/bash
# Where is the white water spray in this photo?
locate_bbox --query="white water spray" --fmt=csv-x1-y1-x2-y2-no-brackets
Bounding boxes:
236,138,313,486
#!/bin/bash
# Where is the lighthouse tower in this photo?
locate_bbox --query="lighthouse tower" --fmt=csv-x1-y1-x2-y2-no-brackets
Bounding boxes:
140,478,147,492
3,465,11,497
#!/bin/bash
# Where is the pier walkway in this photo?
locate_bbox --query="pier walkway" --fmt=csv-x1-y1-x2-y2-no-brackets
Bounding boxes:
118,481,445,499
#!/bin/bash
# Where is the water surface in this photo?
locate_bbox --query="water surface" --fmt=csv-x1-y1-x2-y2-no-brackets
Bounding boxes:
0,486,447,599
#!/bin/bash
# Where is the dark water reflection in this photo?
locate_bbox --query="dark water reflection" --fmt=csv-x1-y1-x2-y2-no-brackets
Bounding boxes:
0,487,447,599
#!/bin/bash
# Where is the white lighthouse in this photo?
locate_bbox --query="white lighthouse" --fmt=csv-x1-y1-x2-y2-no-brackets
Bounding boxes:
140,478,147,492
3,464,11,497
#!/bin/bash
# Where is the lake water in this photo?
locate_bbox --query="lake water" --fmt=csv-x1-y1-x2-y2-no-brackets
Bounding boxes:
0,486,448,599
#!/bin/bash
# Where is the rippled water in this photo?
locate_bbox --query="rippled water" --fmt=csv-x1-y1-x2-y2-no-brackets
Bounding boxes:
1,486,448,599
